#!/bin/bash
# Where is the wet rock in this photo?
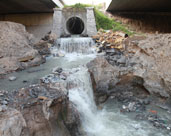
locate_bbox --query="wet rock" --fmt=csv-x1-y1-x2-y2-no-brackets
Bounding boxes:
60,34,71,38
87,57,120,104
40,74,59,83
62,102,82,136
0,83,81,136
23,80,28,83
80,34,88,37
34,40,51,56
57,52,65,57
135,113,171,130
9,76,17,81
53,67,63,74
27,68,45,73
98,95,108,103
121,100,146,113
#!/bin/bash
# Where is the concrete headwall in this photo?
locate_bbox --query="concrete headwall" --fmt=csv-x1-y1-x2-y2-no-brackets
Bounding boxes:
0,13,53,42
62,8,87,35
52,7,97,38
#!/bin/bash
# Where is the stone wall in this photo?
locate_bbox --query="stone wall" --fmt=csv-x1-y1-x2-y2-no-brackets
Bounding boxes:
111,12,171,33
0,13,53,42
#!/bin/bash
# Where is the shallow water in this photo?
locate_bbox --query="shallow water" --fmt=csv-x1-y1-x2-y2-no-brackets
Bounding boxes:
0,53,96,91
1,37,171,136
68,68,171,136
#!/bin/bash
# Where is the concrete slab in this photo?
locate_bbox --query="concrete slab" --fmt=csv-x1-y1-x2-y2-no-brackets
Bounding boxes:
0,0,63,14
107,0,171,12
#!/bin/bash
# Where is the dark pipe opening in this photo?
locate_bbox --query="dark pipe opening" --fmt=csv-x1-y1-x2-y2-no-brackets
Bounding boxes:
66,17,84,34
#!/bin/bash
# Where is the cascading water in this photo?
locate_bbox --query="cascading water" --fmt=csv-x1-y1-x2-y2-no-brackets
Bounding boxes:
55,37,95,54
67,67,169,136
54,37,171,136
1,36,170,136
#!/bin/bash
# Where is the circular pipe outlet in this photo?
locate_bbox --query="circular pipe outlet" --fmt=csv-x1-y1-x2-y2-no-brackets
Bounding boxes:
66,17,84,34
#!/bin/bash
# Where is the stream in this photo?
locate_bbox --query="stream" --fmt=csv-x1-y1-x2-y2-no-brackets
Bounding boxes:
1,37,171,136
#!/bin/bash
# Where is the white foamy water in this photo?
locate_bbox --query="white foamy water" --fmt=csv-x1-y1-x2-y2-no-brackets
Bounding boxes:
68,67,171,136
1,36,170,136
55,37,95,53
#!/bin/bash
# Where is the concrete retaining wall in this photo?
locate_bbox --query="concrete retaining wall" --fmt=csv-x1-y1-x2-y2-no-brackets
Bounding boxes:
0,13,53,42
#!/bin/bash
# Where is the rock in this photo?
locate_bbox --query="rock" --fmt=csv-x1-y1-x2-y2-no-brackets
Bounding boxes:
62,102,82,136
98,95,108,103
0,21,44,75
38,96,48,100
0,57,20,74
92,29,127,52
22,80,28,83
57,52,65,57
0,83,81,136
128,102,136,111
0,105,7,112
18,55,34,62
117,56,126,64
53,67,63,74
42,32,57,44
52,51,65,57
20,55,45,68
9,76,17,81
125,34,171,97
2,100,8,105
34,40,51,55
0,108,26,136
87,56,121,104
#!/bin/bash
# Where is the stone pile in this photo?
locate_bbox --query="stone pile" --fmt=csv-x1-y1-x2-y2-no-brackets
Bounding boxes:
136,113,171,130
92,29,128,53
34,32,57,56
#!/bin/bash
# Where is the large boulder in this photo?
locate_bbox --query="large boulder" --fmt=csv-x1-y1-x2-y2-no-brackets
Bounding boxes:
0,21,44,75
0,83,81,136
125,34,171,97
0,108,26,136
87,57,121,104
88,34,171,104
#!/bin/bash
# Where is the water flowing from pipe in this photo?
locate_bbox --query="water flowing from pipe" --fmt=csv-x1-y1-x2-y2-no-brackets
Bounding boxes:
55,37,95,53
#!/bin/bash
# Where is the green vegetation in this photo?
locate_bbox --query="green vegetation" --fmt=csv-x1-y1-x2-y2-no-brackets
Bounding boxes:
64,3,134,35
64,3,91,9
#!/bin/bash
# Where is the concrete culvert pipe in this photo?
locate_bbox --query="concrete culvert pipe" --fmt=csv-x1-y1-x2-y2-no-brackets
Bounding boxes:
66,17,84,34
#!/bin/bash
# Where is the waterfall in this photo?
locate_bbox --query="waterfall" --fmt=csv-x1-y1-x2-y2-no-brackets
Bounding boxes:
55,37,95,54
50,37,168,136
67,67,160,136
67,67,101,135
